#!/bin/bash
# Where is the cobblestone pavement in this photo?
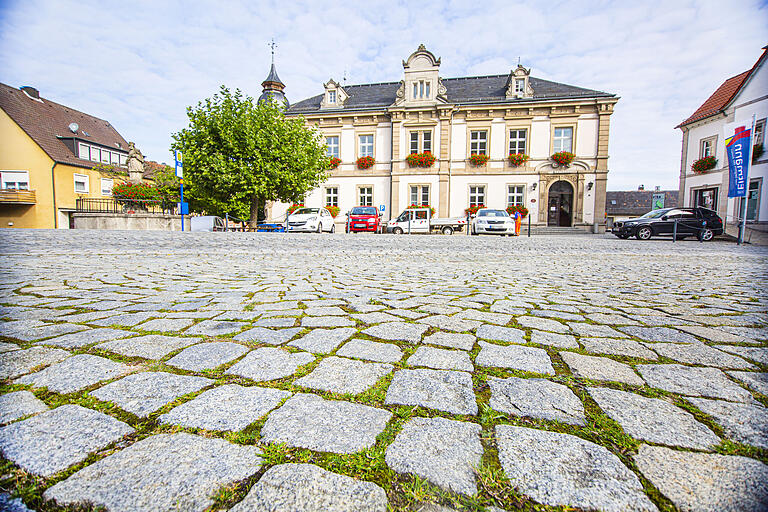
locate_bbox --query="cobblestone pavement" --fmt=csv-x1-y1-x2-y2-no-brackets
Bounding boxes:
0,229,767,512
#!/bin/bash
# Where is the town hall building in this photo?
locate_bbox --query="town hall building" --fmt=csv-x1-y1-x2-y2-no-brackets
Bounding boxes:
271,45,618,231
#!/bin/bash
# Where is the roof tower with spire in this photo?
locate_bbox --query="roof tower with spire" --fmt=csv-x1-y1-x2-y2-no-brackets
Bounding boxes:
258,39,288,106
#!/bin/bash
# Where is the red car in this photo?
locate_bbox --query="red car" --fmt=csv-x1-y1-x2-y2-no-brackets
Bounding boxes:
346,206,381,233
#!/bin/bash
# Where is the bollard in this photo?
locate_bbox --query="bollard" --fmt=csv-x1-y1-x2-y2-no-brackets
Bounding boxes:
527,214,531,237
672,218,677,243
408,216,411,235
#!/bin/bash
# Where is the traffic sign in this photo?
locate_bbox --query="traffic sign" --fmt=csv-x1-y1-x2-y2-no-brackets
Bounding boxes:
174,150,183,179
379,204,385,212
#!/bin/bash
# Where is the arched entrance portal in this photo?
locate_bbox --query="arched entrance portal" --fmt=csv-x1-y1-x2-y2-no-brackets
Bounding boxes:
547,181,574,227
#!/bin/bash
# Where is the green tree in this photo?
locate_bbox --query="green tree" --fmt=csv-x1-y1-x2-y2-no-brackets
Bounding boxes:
150,164,181,204
171,86,328,225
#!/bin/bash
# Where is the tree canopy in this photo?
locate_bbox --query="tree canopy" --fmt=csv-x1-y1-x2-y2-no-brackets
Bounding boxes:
171,86,328,223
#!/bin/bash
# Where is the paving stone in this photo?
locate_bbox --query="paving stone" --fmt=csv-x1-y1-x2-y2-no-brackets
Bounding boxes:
561,352,644,385
385,417,482,495
0,341,21,353
407,346,473,371
588,387,719,449
496,425,657,511
287,327,356,354
686,398,768,449
253,317,298,327
714,345,768,365
165,342,248,371
637,364,756,402
584,313,641,325
7,322,87,341
90,372,213,416
567,322,628,338
37,328,131,348
475,324,526,344
489,299,530,314
15,354,133,394
455,309,512,325
727,371,768,396
634,444,768,512
233,326,302,345
529,330,578,348
294,356,392,394
95,334,201,359
421,332,475,350
260,393,391,453
226,347,315,381
516,315,569,333
351,311,400,324
363,321,428,343
387,308,429,319
475,341,554,374
416,314,482,333
581,337,658,359
645,342,756,369
91,312,157,327
0,390,48,424
44,433,262,512
230,463,388,512
135,317,196,332
384,369,477,415
488,376,585,425
336,339,403,363
675,325,747,343
619,326,699,343
304,306,346,316
184,319,245,336
530,309,584,322
0,493,33,512
0,346,71,380
0,405,133,477
159,384,290,431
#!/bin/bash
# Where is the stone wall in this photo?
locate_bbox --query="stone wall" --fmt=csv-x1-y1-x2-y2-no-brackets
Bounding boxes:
72,213,190,231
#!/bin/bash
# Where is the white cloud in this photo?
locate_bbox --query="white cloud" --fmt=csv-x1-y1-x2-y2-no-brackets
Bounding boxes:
0,0,766,188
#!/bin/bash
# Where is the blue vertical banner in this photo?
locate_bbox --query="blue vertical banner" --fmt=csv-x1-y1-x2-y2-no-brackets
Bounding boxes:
724,123,752,198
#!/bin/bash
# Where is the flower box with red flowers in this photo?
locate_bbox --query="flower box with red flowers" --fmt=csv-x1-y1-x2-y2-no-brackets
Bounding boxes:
408,203,436,217
469,154,490,167
329,157,342,169
506,205,529,218
551,151,575,167
326,206,340,218
508,153,530,167
356,156,375,169
691,156,717,174
287,203,304,215
406,152,436,168
465,204,484,216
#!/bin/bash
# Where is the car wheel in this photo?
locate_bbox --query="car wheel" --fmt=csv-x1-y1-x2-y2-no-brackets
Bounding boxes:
636,227,652,240
701,228,714,241
330,224,336,234
393,227,403,235
442,226,454,235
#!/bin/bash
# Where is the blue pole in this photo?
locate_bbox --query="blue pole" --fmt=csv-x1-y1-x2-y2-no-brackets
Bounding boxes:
180,181,185,232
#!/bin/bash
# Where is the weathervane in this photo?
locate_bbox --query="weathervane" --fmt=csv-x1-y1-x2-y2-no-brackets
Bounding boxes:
343,68,347,86
269,38,276,65
517,56,521,66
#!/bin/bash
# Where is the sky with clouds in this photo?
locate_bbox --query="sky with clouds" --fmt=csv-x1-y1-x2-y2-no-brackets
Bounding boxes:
1,0,766,190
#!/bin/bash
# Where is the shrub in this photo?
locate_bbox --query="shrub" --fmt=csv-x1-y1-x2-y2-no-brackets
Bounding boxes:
111,182,160,201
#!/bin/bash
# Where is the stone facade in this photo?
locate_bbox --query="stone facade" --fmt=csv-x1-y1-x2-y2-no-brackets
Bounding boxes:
279,46,618,231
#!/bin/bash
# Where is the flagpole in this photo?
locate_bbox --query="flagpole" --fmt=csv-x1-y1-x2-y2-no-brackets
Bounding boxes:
738,113,756,245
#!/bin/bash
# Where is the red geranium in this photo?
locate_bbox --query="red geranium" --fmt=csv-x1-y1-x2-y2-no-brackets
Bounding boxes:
406,152,436,168
329,157,342,169
408,203,436,216
691,156,717,174
469,154,490,166
506,205,529,218
508,153,530,167
287,203,304,214
465,204,484,216
551,151,575,166
356,156,375,169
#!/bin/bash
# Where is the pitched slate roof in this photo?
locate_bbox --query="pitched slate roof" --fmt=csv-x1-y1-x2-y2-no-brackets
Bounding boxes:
0,82,129,168
606,190,679,216
288,74,614,114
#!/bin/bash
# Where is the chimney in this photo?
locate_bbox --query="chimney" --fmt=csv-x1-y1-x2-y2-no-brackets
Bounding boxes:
655,185,661,191
638,184,645,191
20,86,39,99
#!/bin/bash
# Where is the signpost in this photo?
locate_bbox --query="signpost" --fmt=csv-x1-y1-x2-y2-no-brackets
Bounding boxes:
724,116,755,245
174,150,187,232
652,193,665,210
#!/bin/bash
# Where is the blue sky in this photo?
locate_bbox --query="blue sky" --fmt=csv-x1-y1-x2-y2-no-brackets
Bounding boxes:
1,0,766,190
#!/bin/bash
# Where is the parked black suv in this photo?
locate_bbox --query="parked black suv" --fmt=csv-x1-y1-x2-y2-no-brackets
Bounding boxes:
612,207,723,241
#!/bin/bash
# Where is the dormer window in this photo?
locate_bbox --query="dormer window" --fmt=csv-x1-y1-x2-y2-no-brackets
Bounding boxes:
412,80,431,99
321,79,347,109
328,90,336,103
515,79,525,94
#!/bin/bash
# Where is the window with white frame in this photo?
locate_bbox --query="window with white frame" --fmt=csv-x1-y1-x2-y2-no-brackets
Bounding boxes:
74,174,89,194
410,185,429,206
1,170,29,190
553,127,573,153
359,186,373,206
326,136,339,158
470,130,488,155
101,178,113,195
90,147,100,163
328,90,336,103
469,185,485,207
755,119,765,148
700,136,716,158
507,185,525,206
409,131,432,153
359,135,374,157
119,154,127,166
325,186,338,207
509,129,527,155
78,143,90,161
514,79,525,93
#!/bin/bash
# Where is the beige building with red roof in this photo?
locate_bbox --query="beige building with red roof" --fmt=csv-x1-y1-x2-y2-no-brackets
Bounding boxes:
0,83,133,228
676,45,767,235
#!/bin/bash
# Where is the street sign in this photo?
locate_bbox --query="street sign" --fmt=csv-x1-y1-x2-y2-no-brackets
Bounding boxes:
379,204,385,212
174,150,183,179
652,193,665,210
178,202,189,215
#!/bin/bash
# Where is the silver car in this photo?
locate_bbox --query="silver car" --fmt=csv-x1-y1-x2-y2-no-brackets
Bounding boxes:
286,207,336,233
471,209,515,236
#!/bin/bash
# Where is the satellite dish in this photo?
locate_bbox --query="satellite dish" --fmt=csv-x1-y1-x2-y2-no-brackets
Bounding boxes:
68,122,79,133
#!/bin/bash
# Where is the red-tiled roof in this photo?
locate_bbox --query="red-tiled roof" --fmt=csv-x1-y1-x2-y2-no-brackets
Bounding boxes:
0,82,129,168
142,160,169,180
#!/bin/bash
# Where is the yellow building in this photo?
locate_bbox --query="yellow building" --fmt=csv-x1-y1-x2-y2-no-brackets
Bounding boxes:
0,83,131,229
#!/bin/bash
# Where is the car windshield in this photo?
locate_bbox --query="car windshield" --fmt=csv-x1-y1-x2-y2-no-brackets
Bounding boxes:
639,209,671,219
351,207,377,215
293,208,319,215
478,209,509,217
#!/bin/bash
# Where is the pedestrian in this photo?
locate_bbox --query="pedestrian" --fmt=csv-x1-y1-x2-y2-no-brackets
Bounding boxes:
513,210,522,236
